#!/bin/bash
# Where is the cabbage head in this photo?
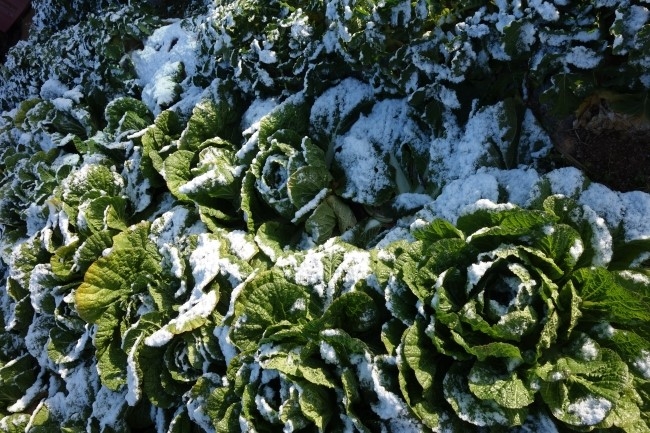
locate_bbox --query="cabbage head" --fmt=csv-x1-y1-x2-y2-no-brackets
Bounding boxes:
377,196,650,431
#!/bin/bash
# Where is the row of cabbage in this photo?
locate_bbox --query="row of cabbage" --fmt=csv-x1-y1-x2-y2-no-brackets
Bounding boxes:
0,0,649,432
0,70,648,432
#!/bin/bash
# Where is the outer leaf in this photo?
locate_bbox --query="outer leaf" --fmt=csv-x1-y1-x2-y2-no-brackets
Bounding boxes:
298,381,334,431
162,149,195,202
444,363,528,427
467,362,535,409
286,165,331,211
179,99,236,151
574,267,650,326
230,271,311,353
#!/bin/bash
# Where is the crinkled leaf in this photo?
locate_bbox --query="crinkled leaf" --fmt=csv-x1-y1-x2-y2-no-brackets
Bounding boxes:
258,96,309,149
163,149,194,202
574,267,650,326
230,271,311,353
413,219,464,243
179,99,238,152
94,305,128,390
462,208,556,250
73,230,114,273
141,109,183,173
305,199,338,244
315,291,380,335
0,354,39,406
254,221,300,262
538,349,630,426
105,97,152,133
83,196,128,234
298,381,334,431
444,363,528,427
287,165,331,211
467,362,535,409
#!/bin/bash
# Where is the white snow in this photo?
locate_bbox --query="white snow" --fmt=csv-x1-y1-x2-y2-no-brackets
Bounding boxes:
89,386,127,431
568,238,584,263
633,350,650,379
579,338,599,361
579,205,613,267
40,78,70,100
145,290,218,347
319,341,339,364
309,77,373,139
419,173,500,224
289,297,306,313
566,396,612,425
351,353,421,431
189,233,223,293
393,193,433,212
528,0,560,21
543,167,587,198
466,260,494,289
213,325,238,365
7,369,46,413
133,20,199,114
125,335,143,406
565,46,602,69
334,135,392,205
226,230,258,261
28,264,54,314
292,248,328,296
327,250,372,297
291,188,329,223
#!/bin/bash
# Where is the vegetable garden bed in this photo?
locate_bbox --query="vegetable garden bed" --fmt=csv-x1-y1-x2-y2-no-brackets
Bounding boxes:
0,1,649,432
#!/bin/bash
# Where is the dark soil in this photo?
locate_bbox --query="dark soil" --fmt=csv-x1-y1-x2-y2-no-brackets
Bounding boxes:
568,127,650,192
535,96,650,193
0,7,32,64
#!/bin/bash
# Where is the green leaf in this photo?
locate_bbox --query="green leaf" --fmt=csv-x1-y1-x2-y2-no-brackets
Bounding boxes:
163,149,194,202
230,271,311,353
607,91,650,120
83,196,128,233
401,318,438,391
413,219,464,243
74,230,114,273
50,242,80,281
444,362,528,427
0,354,39,406
316,291,380,335
24,402,61,433
94,306,128,390
462,208,556,250
74,223,166,390
538,349,630,427
574,267,650,326
179,97,239,151
47,325,88,364
539,73,589,116
258,96,310,149
305,199,338,244
252,222,292,262
467,362,535,409
298,381,334,431
60,164,124,208
287,166,331,212
141,109,183,173
105,97,152,133
0,414,29,433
